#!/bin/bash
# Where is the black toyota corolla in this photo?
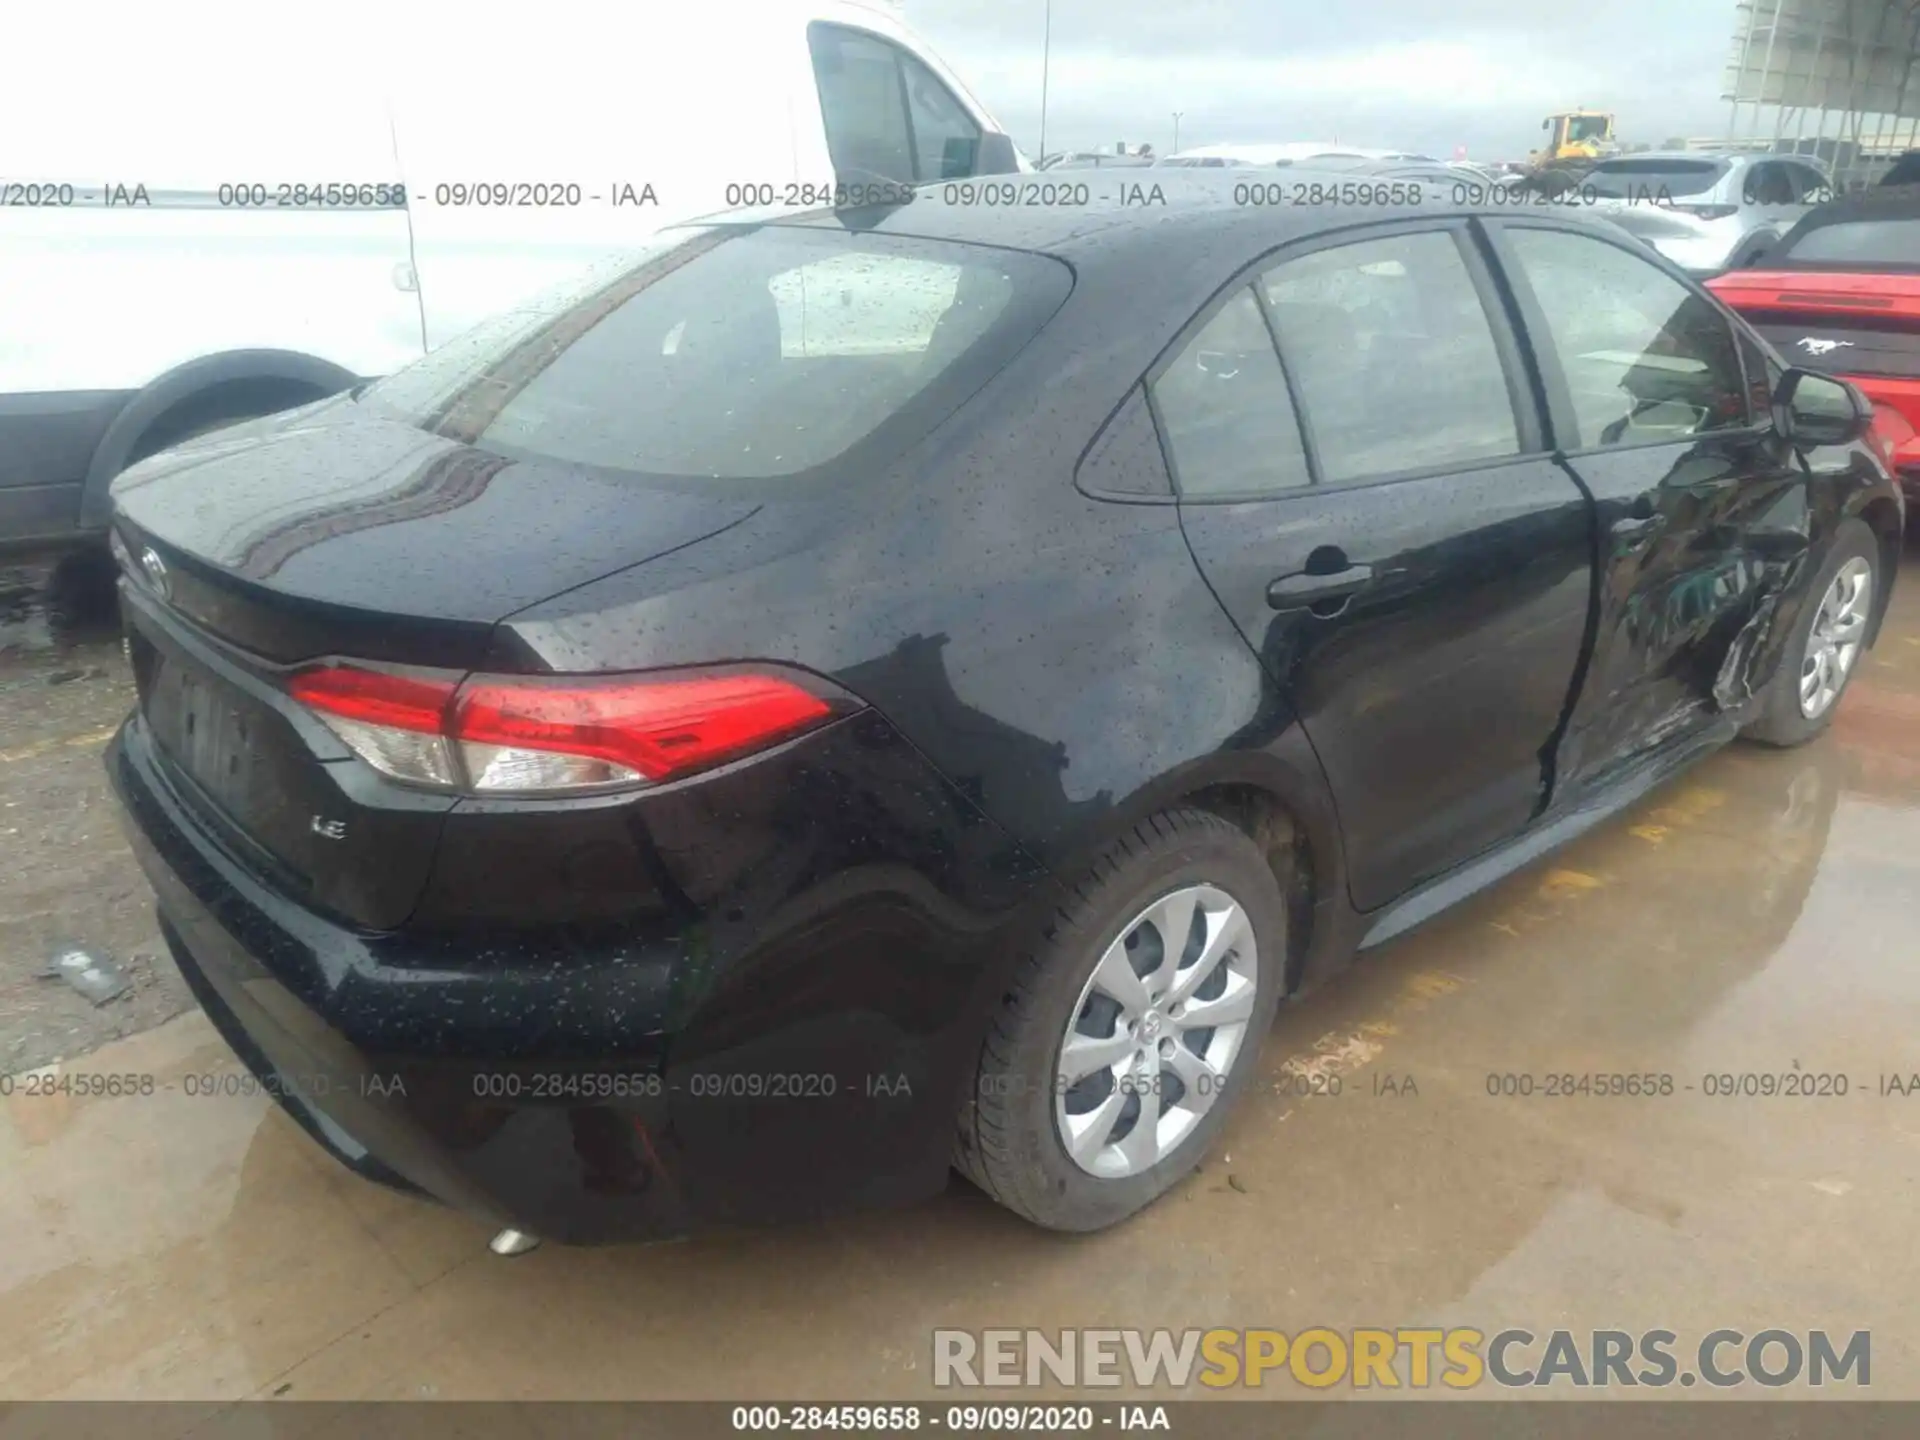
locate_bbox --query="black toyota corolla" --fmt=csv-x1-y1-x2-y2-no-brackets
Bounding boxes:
105,179,1903,1246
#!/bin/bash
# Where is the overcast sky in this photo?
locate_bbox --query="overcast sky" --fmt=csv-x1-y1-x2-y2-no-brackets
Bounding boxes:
904,0,1747,161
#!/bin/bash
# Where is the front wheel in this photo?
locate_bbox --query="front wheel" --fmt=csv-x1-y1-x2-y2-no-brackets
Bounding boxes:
1742,519,1880,747
954,808,1286,1232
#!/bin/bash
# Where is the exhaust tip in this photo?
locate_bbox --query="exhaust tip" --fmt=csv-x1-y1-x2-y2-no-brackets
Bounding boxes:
488,1227,541,1257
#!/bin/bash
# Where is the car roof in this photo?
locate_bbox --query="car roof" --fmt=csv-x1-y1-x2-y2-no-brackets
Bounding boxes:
1161,142,1400,166
707,169,1633,292
1590,151,1739,166
1772,183,1920,266
681,173,1655,435
708,169,1386,252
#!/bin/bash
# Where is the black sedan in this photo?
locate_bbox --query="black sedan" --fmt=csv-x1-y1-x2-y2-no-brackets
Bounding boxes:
104,178,1904,1245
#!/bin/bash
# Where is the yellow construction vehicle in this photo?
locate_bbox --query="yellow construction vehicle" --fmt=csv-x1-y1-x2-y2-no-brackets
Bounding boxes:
1511,110,1620,194
1533,110,1618,165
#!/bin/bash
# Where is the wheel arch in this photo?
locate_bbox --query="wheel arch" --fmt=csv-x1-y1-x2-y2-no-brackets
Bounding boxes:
1858,495,1905,647
78,349,360,529
1035,743,1348,997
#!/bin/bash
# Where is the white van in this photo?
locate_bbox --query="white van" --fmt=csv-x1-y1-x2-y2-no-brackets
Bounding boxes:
0,0,1022,547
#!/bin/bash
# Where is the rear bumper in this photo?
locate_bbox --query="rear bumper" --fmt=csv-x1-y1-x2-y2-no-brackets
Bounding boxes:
108,710,1047,1244
1647,233,1738,277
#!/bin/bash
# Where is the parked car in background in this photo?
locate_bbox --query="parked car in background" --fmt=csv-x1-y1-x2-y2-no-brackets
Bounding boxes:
0,0,1021,552
1880,151,1920,186
1573,151,1833,277
1274,156,1505,201
1709,184,1920,509
105,178,1901,1247
1156,143,1429,169
1039,152,1157,170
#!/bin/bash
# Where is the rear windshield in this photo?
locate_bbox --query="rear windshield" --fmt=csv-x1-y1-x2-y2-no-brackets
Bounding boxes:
359,225,1071,481
1777,217,1920,268
1585,159,1729,199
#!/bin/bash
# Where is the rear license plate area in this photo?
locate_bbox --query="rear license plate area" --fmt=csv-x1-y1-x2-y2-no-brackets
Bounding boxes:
144,649,271,823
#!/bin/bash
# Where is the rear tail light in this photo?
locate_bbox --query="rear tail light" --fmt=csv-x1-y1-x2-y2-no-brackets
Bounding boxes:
288,664,849,794
1670,204,1738,221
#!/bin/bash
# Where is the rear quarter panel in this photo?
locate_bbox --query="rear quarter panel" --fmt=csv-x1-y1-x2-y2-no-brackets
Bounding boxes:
499,295,1349,984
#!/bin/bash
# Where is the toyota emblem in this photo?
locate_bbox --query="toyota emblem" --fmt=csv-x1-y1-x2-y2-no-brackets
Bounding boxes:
139,546,171,600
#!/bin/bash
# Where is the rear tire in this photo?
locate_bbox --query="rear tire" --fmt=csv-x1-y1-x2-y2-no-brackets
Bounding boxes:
1742,519,1880,747
954,808,1286,1232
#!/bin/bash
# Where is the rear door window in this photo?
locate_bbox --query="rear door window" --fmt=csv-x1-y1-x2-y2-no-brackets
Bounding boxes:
1504,227,1750,447
1782,162,1834,205
1586,159,1729,200
1149,288,1311,497
1743,162,1796,207
1259,230,1522,483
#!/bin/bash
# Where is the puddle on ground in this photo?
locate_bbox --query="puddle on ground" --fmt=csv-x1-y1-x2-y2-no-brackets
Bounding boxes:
0,552,121,664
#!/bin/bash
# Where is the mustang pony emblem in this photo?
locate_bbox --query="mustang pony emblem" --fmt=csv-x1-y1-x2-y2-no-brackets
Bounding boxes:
1797,338,1856,357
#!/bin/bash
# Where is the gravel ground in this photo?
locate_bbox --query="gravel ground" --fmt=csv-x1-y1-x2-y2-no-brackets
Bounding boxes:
0,550,192,1075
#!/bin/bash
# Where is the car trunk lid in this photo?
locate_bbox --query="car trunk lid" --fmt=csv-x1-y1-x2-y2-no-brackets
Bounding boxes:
1709,269,1920,382
110,401,760,668
110,405,759,930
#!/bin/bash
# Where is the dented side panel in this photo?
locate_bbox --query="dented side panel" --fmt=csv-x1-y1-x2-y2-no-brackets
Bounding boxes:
1715,447,1899,709
1549,429,1808,798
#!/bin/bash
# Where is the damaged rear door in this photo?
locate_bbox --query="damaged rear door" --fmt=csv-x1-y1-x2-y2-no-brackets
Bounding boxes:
1487,219,1810,791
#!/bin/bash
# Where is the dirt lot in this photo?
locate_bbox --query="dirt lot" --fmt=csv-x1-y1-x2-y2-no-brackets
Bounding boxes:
0,551,193,1074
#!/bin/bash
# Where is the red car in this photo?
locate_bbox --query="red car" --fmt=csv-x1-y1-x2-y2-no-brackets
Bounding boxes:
1709,187,1920,510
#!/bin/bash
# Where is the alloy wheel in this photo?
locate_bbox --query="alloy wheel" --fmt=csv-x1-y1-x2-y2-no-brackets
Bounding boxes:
1799,557,1872,720
1053,883,1259,1179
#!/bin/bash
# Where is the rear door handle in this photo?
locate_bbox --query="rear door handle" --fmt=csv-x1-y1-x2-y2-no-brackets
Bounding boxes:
1267,563,1375,611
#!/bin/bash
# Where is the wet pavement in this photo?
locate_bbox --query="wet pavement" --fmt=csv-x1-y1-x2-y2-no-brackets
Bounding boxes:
2,539,1919,1406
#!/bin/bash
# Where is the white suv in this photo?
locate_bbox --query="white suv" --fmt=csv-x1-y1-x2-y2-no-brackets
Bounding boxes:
1580,152,1834,278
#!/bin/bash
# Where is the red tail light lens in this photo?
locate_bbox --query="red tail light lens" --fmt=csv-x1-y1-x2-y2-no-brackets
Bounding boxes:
289,664,844,794
289,666,457,731
454,674,834,789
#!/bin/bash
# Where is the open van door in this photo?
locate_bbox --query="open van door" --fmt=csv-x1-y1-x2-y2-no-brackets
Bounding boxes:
806,8,1024,185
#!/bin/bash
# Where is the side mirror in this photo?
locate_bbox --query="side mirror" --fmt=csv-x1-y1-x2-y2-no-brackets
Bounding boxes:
1772,367,1874,447
973,131,1021,176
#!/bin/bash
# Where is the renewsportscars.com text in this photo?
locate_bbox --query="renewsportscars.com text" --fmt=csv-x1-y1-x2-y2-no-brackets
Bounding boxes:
932,1327,1870,1390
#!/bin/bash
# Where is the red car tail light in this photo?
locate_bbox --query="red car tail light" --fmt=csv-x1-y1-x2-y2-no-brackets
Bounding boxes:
289,664,845,794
